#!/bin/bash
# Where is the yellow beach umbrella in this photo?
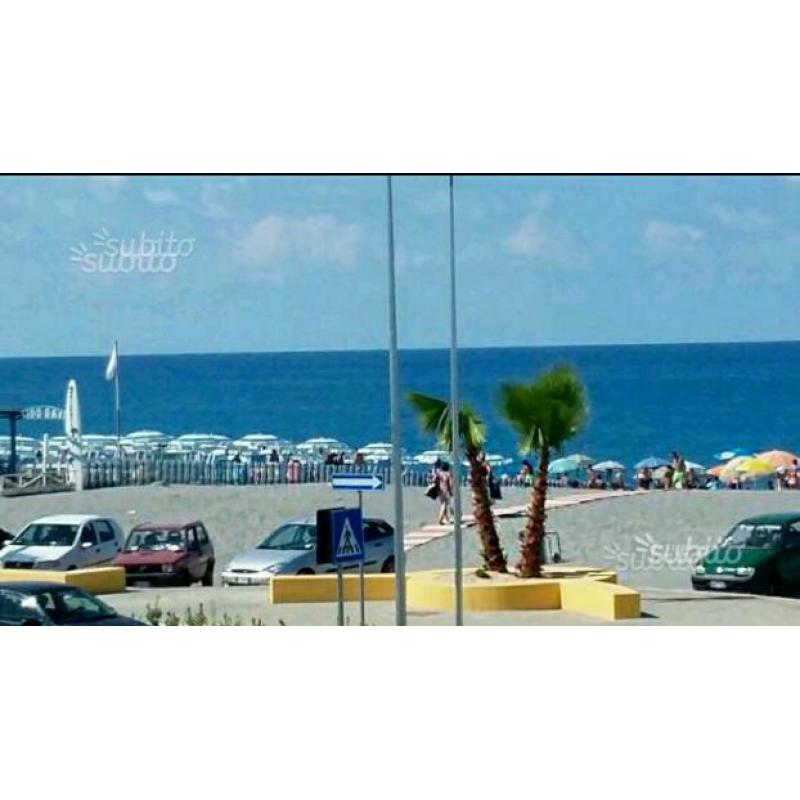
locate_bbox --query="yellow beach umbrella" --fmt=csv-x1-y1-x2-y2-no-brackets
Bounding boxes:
719,455,750,480
734,457,775,477
757,450,799,470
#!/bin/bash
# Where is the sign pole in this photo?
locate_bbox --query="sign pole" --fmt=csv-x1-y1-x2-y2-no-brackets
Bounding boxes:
358,490,365,626
336,564,344,626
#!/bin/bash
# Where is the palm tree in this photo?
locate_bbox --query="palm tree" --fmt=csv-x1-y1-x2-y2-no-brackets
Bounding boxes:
499,365,588,578
407,393,507,572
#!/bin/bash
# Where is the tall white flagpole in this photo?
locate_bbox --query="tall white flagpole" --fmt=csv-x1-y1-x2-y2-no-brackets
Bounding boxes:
449,176,464,626
386,176,407,626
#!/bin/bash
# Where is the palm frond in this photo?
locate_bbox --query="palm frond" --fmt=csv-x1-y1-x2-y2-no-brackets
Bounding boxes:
407,392,487,452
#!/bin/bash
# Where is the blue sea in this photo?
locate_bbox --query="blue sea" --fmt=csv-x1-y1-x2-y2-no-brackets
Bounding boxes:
0,342,797,470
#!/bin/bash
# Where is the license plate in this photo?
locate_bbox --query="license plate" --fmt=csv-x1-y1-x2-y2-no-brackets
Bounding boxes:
229,576,251,585
709,580,727,590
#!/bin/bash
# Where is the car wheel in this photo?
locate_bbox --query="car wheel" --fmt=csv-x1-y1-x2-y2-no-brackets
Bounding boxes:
180,570,193,587
202,562,214,586
297,567,314,575
67,565,77,571
761,576,782,597
381,556,395,573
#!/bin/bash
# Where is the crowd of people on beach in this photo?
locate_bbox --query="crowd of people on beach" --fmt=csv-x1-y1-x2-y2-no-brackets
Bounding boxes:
636,452,699,490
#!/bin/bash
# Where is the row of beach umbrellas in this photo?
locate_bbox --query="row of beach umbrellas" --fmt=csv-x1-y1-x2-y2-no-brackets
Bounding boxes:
547,449,800,479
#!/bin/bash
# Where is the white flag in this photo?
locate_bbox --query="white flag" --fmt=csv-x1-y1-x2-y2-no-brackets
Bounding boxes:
105,343,118,382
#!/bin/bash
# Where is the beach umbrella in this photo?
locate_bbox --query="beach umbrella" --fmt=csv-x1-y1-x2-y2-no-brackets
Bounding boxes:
734,457,775,477
757,450,799,470
713,448,755,462
593,460,625,471
634,456,668,470
707,464,726,477
684,461,706,472
718,455,750,479
548,456,579,475
566,453,593,467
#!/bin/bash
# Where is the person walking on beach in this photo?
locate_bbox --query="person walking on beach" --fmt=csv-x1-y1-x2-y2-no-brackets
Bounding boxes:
435,462,453,525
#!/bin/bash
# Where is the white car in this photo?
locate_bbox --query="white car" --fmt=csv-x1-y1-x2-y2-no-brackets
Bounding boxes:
0,515,125,571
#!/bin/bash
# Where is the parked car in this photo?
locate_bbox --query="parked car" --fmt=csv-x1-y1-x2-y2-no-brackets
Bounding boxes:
113,520,215,586
221,516,395,586
692,512,800,595
0,582,143,625
0,527,12,549
0,515,124,571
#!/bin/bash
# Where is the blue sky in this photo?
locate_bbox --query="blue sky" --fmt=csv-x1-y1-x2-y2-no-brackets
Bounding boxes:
2,175,800,357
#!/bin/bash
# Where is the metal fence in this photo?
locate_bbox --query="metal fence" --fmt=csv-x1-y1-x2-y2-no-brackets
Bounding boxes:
81,458,446,490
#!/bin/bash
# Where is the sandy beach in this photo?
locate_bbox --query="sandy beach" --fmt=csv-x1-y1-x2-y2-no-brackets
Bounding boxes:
5,483,800,624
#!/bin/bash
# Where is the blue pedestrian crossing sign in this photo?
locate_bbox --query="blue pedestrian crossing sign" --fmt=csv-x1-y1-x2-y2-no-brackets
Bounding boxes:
331,508,364,564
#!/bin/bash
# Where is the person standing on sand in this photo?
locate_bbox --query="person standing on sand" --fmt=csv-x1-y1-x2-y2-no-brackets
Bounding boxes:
436,462,453,525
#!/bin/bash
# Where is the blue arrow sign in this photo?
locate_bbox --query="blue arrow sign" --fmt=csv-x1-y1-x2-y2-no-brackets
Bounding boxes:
331,508,364,564
330,473,384,492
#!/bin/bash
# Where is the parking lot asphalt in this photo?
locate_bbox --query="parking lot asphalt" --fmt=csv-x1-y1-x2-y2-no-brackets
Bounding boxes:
104,583,800,625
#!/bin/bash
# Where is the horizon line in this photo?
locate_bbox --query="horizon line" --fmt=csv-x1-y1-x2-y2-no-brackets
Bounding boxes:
3,336,800,360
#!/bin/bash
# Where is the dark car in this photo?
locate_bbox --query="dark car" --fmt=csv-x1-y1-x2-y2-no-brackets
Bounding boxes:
113,520,215,586
692,512,800,595
0,527,12,549
0,582,144,625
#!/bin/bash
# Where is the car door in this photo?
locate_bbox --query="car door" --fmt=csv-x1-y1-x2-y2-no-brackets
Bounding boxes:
196,524,213,566
77,522,102,567
777,522,800,589
185,526,203,579
94,519,121,564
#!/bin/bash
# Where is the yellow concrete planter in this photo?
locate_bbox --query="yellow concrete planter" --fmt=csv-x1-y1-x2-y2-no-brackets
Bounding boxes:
271,573,395,604
0,566,127,595
270,565,640,621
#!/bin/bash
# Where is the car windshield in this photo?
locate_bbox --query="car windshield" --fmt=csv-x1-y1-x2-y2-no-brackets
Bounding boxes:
258,524,316,551
720,523,784,550
13,524,78,547
34,587,117,623
125,529,186,551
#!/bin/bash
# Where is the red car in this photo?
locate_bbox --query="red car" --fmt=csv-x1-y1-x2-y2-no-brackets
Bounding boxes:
113,521,215,586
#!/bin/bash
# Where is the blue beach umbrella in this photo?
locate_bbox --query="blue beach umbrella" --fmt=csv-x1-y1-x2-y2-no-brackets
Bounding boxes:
548,453,593,475
634,456,669,470
548,456,579,475
713,448,755,462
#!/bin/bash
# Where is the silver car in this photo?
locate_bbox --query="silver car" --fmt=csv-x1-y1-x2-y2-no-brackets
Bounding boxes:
221,516,396,586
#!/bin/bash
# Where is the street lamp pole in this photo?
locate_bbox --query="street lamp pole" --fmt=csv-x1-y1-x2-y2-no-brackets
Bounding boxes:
448,175,463,626
386,175,407,626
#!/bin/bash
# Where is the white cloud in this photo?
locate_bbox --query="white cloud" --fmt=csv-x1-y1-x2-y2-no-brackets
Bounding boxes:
710,204,772,232
504,214,547,257
199,182,235,219
143,187,179,206
238,213,362,269
644,220,704,251
502,212,586,267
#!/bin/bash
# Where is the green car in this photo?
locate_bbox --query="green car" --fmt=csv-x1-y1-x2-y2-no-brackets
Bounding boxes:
692,512,800,595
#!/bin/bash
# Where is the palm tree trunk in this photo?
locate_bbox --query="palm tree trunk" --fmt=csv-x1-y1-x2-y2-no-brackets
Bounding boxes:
519,447,549,577
466,448,507,572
